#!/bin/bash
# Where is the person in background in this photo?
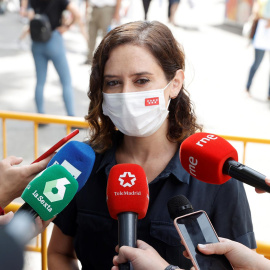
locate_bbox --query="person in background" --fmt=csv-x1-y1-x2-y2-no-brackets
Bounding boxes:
83,0,122,65
142,0,151,20
47,21,256,269
28,0,87,118
168,0,180,26
246,0,270,99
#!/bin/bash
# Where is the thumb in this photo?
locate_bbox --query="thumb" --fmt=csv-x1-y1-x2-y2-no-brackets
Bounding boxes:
116,246,136,264
0,212,14,225
197,238,233,255
7,156,23,166
136,240,153,250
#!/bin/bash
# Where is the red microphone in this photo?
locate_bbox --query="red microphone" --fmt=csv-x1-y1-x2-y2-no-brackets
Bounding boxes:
107,164,149,270
180,132,270,192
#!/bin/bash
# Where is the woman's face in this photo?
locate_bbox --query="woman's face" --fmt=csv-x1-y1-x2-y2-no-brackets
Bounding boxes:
103,44,172,102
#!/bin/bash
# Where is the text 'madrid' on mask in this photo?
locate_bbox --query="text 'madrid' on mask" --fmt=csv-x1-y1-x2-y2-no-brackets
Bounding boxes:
102,81,172,137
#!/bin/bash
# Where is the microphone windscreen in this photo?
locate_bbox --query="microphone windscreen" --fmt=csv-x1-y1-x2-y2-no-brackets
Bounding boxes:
167,195,194,220
47,141,95,191
180,133,238,185
21,164,78,221
107,164,149,220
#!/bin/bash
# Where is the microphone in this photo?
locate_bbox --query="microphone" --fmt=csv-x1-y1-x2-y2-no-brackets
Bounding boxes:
0,212,34,270
180,132,270,193
18,164,78,221
167,195,234,270
47,141,95,191
17,141,95,221
106,164,149,270
167,195,194,220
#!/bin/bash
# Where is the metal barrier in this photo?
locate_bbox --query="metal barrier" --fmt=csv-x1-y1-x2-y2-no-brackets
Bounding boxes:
0,110,88,270
0,110,270,267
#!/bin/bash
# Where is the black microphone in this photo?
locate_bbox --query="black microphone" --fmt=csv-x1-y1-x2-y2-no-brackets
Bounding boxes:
167,195,194,219
0,211,35,270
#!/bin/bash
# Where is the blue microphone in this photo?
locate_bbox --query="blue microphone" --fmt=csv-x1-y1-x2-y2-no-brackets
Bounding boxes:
47,141,95,191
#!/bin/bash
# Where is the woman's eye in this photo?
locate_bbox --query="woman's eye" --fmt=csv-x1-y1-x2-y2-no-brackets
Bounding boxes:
136,79,150,85
106,80,119,87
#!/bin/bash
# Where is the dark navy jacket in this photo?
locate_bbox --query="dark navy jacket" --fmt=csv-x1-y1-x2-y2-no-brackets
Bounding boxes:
54,136,256,269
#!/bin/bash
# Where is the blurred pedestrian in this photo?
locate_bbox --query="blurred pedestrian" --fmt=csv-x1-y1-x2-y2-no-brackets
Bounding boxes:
28,0,87,117
142,0,151,20
83,0,122,65
246,0,270,99
168,0,180,25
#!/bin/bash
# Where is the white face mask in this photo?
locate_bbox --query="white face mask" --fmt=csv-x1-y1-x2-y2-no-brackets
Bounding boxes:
102,82,171,137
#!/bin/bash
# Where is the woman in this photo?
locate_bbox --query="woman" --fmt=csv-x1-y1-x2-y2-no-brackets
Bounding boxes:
29,0,87,116
246,0,270,99
47,21,256,269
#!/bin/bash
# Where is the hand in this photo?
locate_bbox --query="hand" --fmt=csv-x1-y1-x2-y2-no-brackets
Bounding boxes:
112,240,170,270
56,25,70,34
32,216,55,238
0,212,14,225
0,155,53,208
255,176,270,193
197,237,269,270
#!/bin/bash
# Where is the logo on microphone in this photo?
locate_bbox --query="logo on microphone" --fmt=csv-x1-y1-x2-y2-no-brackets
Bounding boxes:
145,97,159,106
119,172,136,187
52,160,82,179
43,178,71,202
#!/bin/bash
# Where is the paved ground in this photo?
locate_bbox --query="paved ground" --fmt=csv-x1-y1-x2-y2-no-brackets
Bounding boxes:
1,0,270,269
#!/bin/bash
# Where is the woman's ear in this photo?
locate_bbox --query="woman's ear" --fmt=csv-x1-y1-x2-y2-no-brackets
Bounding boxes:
170,69,185,99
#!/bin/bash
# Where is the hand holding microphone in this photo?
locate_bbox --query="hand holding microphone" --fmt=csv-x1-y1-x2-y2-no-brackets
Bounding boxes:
107,163,149,270
16,140,95,221
0,155,53,209
0,140,95,269
0,129,80,209
180,132,270,193
112,240,170,270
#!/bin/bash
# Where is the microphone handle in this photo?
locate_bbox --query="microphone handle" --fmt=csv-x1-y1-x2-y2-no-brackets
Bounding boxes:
15,202,39,220
224,159,270,193
118,212,137,270
0,228,24,270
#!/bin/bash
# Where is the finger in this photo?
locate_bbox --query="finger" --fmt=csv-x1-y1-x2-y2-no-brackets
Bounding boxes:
265,176,270,187
112,255,119,266
0,212,14,225
136,239,151,250
183,250,190,259
115,245,119,253
31,154,54,170
22,154,54,177
117,246,135,264
6,156,23,166
197,239,232,255
255,188,265,193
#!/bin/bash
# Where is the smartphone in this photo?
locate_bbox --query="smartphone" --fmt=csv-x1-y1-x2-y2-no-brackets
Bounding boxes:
31,129,79,164
174,210,233,270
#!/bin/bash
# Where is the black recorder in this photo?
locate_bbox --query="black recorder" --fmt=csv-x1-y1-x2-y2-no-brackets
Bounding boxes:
168,195,233,270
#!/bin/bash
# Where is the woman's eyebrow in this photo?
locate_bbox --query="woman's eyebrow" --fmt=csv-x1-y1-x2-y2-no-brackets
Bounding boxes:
104,72,153,78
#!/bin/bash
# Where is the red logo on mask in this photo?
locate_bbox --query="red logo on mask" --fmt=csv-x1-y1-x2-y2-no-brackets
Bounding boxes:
145,97,159,106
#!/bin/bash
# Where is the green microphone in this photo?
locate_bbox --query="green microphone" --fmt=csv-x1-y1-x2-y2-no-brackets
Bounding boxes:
18,164,78,221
